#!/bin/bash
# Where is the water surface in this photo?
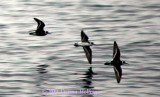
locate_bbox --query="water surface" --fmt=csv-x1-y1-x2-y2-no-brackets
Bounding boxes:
0,0,160,97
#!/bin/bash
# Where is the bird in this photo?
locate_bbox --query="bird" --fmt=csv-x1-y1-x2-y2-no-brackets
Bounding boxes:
29,18,50,36
74,30,94,64
104,41,126,83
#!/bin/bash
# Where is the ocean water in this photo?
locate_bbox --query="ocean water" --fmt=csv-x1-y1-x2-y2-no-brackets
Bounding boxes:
0,0,160,97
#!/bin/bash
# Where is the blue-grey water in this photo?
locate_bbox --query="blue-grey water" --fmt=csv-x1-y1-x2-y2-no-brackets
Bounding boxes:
0,0,160,97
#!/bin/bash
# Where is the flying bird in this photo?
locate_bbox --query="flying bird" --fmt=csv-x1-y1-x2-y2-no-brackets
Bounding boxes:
29,18,50,36
74,30,94,64
104,41,126,83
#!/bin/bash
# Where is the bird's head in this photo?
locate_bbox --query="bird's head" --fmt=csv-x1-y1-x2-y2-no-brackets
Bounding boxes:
46,31,51,34
74,43,79,47
90,42,94,45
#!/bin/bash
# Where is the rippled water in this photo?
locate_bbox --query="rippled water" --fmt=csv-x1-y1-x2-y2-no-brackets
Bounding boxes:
0,0,160,97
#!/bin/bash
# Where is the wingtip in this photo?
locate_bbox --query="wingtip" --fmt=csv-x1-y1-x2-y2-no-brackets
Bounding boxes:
81,29,84,33
116,76,121,84
88,57,92,64
117,79,121,83
113,41,119,50
114,41,117,45
33,18,41,22
33,18,37,20
33,18,39,22
81,29,84,32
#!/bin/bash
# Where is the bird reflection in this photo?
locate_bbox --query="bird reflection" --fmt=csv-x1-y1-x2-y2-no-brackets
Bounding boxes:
36,64,49,87
81,67,96,97
36,64,49,96
37,64,49,74
82,67,94,89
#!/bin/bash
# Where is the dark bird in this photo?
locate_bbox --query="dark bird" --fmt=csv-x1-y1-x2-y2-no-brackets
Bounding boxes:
74,30,94,64
29,18,50,36
104,41,126,83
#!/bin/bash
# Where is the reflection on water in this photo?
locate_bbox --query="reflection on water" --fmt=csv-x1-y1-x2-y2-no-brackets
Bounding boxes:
82,67,94,89
81,67,101,97
37,64,49,74
36,64,49,96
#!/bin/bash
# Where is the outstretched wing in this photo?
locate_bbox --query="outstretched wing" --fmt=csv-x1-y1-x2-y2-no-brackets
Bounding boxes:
34,18,45,30
83,46,92,64
113,41,121,60
113,65,122,83
81,30,89,42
